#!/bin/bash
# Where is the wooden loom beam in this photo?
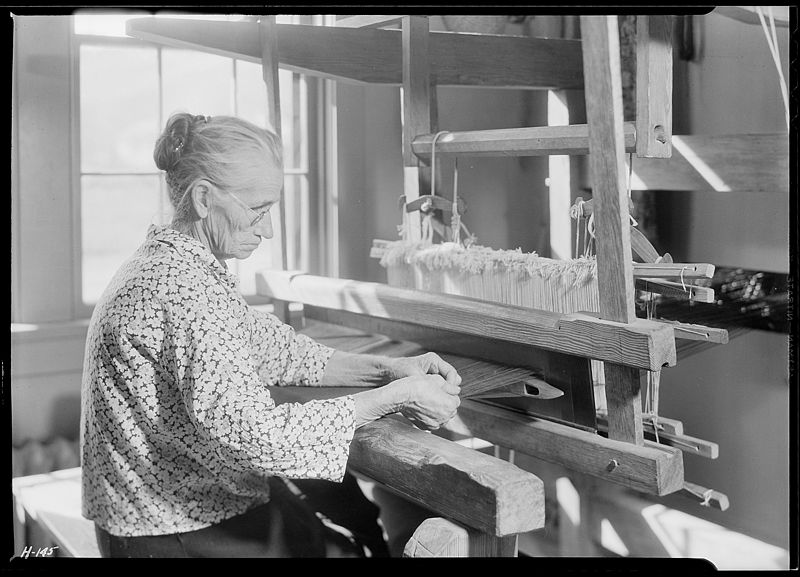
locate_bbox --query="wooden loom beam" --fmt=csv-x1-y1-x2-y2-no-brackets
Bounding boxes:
350,417,545,536
401,16,432,242
256,270,677,371
581,15,644,446
411,123,637,158
334,15,404,28
449,400,683,496
125,18,584,90
636,15,673,158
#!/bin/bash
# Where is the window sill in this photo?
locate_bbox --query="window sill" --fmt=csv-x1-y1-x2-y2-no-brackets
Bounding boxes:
11,320,91,344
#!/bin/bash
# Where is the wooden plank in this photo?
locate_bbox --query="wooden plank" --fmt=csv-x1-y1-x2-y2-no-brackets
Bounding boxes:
631,133,788,194
125,18,584,89
448,399,684,496
349,417,545,536
632,262,714,279
604,364,644,444
401,16,431,242
635,278,716,303
581,15,643,445
581,15,637,324
597,414,719,459
403,518,518,557
645,431,719,459
335,15,404,28
652,319,728,344
412,123,637,158
636,16,673,158
257,271,677,370
37,511,100,557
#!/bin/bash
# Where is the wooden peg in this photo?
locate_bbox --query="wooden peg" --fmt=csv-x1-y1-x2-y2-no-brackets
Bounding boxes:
680,481,729,511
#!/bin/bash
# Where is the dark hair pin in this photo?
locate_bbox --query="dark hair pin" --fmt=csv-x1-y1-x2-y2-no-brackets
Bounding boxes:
173,136,185,154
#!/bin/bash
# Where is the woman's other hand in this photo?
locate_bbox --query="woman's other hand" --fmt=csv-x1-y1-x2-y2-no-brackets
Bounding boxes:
387,352,462,389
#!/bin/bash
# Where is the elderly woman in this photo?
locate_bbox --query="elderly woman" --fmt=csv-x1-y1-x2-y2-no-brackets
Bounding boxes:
80,112,461,558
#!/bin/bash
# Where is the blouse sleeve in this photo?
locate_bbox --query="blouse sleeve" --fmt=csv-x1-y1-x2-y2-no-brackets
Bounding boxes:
247,308,335,387
164,285,354,481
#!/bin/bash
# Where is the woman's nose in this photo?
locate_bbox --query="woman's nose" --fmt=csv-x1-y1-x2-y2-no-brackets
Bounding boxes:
255,214,273,239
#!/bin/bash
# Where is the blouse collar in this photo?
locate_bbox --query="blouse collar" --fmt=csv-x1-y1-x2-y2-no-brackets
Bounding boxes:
147,224,240,290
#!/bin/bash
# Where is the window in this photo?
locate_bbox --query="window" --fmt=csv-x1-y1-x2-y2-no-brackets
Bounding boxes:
73,13,320,309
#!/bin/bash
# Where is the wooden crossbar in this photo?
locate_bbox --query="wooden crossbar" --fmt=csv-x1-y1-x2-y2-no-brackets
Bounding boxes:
448,400,684,496
635,278,716,303
596,414,719,459
125,18,584,89
334,15,404,28
412,123,637,158
351,417,545,536
256,270,677,371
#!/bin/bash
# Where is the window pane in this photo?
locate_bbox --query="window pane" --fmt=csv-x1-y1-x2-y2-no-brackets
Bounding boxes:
162,49,234,119
235,59,268,129
236,61,305,171
82,175,163,304
80,44,160,172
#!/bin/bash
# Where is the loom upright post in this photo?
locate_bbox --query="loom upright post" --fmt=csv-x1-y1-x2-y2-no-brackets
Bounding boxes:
401,16,433,243
636,15,673,159
259,15,292,324
580,15,644,446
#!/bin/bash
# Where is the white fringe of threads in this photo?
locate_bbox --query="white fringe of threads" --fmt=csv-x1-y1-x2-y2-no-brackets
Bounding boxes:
379,240,600,314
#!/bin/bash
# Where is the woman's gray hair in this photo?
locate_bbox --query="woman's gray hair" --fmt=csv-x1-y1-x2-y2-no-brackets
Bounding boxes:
154,113,282,222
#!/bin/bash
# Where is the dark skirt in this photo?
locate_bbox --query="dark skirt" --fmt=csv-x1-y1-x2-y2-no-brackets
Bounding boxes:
95,473,390,558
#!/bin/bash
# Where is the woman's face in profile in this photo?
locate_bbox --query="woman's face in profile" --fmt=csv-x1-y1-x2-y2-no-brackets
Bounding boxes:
206,161,284,262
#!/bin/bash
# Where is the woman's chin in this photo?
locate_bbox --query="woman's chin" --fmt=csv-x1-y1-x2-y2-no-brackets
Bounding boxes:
235,246,259,259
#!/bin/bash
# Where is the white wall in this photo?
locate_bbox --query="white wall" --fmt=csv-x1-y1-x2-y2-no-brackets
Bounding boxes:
654,11,790,549
12,16,86,447
335,16,550,282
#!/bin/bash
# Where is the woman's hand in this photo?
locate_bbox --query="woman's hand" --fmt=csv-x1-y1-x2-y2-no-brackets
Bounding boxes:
394,374,461,431
386,352,462,388
352,373,461,430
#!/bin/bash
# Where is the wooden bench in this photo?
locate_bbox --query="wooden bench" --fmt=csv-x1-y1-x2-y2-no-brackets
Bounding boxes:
12,426,545,558
12,467,101,558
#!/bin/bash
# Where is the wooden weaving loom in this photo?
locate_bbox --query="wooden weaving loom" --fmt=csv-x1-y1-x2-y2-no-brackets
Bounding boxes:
126,14,751,556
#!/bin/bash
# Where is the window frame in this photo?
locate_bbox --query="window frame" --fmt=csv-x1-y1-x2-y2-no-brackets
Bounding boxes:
69,16,328,319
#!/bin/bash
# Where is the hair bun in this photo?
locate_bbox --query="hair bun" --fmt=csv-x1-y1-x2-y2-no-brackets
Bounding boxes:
153,113,195,171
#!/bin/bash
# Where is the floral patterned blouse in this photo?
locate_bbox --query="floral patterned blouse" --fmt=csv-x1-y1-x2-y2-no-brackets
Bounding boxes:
80,224,353,537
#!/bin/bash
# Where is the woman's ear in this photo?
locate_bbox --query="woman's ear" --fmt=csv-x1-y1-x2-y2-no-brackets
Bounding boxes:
188,179,215,219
